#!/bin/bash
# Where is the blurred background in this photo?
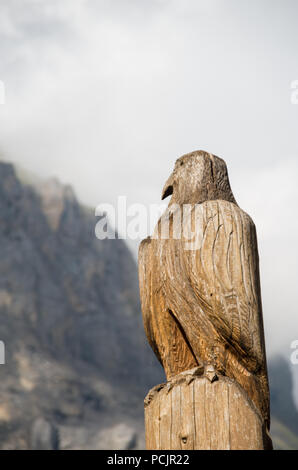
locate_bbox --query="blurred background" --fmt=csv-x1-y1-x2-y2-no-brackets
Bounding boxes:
0,0,297,449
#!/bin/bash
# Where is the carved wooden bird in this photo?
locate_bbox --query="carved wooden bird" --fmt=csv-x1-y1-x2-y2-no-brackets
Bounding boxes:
138,150,270,429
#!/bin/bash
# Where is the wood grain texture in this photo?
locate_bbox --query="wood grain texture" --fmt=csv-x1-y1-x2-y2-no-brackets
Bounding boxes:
139,151,271,439
144,371,272,450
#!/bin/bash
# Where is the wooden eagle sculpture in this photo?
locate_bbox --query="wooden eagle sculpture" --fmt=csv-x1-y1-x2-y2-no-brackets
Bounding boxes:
138,150,270,433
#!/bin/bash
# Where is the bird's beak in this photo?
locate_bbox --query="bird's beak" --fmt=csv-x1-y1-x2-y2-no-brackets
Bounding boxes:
161,173,174,200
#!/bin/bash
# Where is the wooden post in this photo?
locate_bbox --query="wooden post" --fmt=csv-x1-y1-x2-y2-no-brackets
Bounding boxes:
139,151,273,450
144,369,272,450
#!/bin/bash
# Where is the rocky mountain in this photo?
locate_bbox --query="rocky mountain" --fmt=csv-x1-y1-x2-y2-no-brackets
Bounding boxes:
0,161,297,450
0,162,164,449
269,357,298,450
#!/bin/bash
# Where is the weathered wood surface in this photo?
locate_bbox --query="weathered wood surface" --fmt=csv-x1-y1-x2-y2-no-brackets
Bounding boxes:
138,151,271,447
145,369,272,450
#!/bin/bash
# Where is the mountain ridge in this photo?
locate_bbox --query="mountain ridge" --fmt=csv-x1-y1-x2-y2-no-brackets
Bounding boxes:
0,161,164,449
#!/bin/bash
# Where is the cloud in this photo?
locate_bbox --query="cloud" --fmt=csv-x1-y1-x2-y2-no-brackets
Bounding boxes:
233,158,298,356
0,0,297,357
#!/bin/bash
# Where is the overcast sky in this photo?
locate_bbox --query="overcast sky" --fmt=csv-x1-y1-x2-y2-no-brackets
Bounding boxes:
0,0,298,367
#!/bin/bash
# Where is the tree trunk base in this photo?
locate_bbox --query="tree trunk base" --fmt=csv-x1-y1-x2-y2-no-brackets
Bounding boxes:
144,368,273,450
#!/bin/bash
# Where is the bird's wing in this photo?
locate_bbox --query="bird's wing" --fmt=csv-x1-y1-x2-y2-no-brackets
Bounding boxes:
138,237,162,364
181,200,266,371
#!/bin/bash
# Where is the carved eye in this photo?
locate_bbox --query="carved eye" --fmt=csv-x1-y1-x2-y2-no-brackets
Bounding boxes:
180,161,184,166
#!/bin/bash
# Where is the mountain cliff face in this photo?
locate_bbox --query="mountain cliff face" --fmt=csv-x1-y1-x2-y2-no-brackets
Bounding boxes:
269,357,298,450
0,161,297,449
0,162,163,449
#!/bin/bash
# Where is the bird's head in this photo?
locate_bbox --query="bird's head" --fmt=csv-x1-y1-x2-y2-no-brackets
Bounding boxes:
161,150,237,206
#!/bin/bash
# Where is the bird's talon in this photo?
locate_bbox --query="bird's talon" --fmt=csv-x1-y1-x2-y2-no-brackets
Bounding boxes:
204,364,218,383
186,376,195,385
